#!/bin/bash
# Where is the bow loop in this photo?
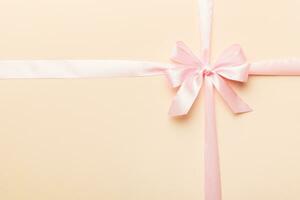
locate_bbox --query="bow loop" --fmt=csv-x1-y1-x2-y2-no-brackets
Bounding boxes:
166,67,198,88
212,44,249,82
214,63,249,82
212,44,247,69
171,41,204,67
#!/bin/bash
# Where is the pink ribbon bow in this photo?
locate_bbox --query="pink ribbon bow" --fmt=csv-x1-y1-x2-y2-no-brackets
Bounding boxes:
167,41,252,116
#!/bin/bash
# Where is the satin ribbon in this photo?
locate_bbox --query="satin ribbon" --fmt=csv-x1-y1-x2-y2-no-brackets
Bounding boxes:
166,41,252,200
0,60,169,78
0,0,299,200
166,41,251,116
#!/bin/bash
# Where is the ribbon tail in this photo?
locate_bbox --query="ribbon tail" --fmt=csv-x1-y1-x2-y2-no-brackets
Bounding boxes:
168,74,203,116
204,77,222,200
211,75,252,114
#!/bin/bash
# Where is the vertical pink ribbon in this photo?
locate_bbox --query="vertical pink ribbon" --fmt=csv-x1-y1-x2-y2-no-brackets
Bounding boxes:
0,0,300,199
204,77,222,200
200,0,222,200
166,4,251,198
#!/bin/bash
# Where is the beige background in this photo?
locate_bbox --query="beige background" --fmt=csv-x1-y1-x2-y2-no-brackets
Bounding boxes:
0,0,299,199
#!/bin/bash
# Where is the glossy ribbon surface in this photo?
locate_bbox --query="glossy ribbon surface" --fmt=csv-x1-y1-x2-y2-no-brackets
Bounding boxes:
167,41,251,116
0,0,299,200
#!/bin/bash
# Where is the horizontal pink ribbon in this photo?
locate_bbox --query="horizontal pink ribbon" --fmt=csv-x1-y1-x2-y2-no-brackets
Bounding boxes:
250,59,300,75
0,0,298,200
0,46,299,200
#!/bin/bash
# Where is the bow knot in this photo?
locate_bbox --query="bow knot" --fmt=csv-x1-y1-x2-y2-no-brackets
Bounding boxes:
202,67,213,76
166,41,252,116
